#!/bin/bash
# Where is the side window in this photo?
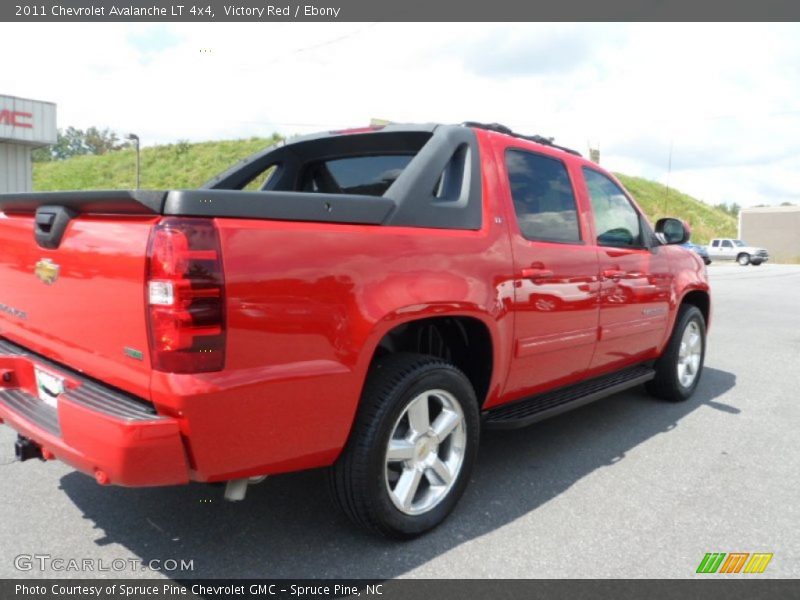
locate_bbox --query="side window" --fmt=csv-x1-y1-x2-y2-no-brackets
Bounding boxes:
712,240,720,248
505,149,581,243
722,240,733,248
583,168,642,248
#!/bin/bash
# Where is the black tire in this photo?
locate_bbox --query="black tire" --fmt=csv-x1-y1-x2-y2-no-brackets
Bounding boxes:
646,305,706,402
703,258,712,266
751,261,762,266
737,253,751,266
329,353,480,538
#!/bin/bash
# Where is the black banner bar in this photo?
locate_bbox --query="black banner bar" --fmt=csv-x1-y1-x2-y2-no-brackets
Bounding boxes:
2,580,800,600
3,0,800,22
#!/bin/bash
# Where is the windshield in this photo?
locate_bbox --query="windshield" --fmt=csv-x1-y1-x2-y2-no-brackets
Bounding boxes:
733,240,746,247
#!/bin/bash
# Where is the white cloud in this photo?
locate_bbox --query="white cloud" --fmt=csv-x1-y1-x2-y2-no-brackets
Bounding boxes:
1,22,798,207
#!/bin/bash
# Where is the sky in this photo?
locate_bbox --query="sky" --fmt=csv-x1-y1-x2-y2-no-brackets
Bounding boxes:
2,22,799,208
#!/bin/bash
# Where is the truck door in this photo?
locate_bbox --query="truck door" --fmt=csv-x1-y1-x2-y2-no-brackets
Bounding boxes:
718,239,735,260
579,167,672,372
499,146,601,400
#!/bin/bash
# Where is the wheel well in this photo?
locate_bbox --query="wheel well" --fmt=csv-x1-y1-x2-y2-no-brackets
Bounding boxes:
372,317,493,407
681,290,710,325
737,252,750,259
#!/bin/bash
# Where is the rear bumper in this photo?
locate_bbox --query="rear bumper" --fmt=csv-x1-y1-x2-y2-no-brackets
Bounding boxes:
0,339,189,487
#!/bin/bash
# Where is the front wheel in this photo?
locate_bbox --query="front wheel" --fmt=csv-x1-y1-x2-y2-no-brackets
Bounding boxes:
646,305,706,402
737,253,751,266
329,353,480,538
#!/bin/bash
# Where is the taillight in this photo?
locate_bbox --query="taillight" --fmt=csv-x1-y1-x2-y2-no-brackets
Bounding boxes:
146,218,225,373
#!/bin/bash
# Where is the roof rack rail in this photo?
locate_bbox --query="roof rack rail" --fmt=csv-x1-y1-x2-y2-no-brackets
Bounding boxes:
462,121,582,157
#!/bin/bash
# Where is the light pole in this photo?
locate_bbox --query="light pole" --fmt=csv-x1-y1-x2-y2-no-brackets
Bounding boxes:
127,133,140,189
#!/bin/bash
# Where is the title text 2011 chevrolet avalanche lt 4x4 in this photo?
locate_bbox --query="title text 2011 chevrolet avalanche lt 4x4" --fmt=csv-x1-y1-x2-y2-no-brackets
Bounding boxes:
0,122,710,538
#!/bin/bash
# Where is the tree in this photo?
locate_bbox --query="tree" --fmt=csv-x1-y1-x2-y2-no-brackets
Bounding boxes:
30,146,53,162
714,202,740,217
84,127,124,155
56,127,91,159
31,126,125,162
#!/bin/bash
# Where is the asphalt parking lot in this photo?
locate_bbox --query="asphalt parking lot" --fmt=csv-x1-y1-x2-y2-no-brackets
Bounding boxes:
1,263,798,579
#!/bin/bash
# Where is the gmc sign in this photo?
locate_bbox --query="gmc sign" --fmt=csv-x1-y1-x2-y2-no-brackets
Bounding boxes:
0,109,33,129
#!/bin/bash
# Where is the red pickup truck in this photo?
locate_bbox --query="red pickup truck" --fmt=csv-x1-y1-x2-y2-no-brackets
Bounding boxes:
0,122,709,538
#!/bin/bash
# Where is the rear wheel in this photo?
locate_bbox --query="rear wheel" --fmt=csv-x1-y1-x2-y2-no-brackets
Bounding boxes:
329,353,480,538
737,253,751,266
646,305,706,402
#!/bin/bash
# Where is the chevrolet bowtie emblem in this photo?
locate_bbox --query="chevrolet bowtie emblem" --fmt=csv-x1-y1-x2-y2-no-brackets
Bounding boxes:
35,258,60,285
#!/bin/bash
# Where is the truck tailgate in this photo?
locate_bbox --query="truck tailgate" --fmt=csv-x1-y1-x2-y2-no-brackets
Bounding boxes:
0,204,158,401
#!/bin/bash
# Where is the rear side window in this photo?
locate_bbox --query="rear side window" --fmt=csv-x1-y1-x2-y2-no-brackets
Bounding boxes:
300,155,413,196
505,149,581,243
712,240,720,247
583,168,642,248
722,240,733,248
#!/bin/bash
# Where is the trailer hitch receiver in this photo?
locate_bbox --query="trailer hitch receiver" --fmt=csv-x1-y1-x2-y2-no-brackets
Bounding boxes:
14,435,44,462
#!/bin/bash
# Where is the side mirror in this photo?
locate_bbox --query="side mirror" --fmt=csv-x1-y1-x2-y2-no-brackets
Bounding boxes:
655,217,690,245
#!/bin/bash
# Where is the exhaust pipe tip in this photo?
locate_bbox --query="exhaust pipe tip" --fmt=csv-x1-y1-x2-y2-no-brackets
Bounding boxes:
224,475,268,502
224,479,249,502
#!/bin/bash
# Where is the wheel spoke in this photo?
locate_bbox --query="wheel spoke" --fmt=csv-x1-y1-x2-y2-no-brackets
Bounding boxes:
426,458,452,486
384,386,468,516
690,332,702,352
431,409,460,443
386,438,415,462
393,467,423,510
406,394,431,435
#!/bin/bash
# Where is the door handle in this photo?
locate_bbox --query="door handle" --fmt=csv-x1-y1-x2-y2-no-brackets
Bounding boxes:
521,268,554,280
602,269,626,280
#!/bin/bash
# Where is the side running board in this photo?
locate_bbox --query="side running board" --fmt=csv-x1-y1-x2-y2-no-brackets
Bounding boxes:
484,365,655,429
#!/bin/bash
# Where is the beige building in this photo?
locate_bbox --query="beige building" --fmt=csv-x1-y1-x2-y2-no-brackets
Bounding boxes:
739,206,800,263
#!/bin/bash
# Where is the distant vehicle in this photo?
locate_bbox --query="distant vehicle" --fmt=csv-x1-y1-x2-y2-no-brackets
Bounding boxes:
707,238,769,266
682,242,711,265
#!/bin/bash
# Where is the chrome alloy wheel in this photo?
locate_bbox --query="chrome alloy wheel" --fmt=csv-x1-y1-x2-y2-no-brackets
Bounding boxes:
384,389,467,516
677,320,703,388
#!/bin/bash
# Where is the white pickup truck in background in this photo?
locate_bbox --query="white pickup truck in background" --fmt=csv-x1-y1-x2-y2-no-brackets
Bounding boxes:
707,238,770,266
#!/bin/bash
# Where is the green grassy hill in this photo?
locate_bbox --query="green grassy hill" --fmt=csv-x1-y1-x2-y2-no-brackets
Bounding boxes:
33,136,281,192
32,137,736,244
615,174,736,244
